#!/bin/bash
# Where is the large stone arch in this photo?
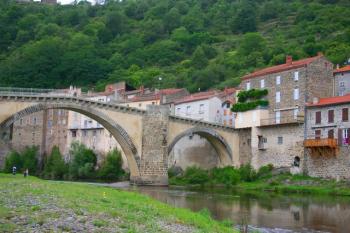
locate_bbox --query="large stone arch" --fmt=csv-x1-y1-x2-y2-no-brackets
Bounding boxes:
0,103,141,178
168,127,233,167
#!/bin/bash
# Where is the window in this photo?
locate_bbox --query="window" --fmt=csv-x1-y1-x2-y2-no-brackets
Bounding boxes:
328,129,334,139
186,106,191,115
294,72,299,81
328,110,334,123
277,136,283,145
72,130,77,138
276,91,281,103
48,120,52,128
33,117,37,125
315,129,321,139
341,128,350,145
93,130,97,136
229,119,233,125
152,102,155,105
293,88,299,100
315,111,321,124
275,111,281,124
226,103,230,108
260,79,265,88
340,82,345,87
199,104,204,114
176,107,181,114
293,109,299,120
139,103,142,107
83,131,87,137
84,120,88,128
276,76,281,85
342,108,349,122
246,82,251,90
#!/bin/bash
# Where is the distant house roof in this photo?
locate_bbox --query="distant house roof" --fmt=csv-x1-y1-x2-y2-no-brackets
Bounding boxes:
334,65,350,74
307,94,350,107
129,88,185,102
174,90,219,104
242,54,324,80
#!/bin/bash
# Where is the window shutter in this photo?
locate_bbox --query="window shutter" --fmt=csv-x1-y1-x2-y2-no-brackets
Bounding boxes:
342,108,349,122
328,129,334,139
338,129,343,146
315,111,321,124
328,110,334,123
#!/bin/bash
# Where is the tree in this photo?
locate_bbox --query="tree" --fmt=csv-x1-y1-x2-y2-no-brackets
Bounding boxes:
4,151,22,173
21,146,39,175
43,146,68,180
98,149,124,181
231,1,257,33
191,46,208,69
69,142,97,180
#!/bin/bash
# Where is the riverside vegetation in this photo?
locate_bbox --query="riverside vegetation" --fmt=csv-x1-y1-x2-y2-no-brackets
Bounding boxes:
0,174,236,233
2,142,126,182
0,0,349,92
169,164,350,196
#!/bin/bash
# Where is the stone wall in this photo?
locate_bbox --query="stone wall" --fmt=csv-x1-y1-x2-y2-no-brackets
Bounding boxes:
251,124,304,169
136,105,169,185
168,134,218,170
238,128,252,165
305,146,350,179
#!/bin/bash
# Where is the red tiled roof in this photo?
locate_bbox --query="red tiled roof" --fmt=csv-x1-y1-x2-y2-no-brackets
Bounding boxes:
307,94,350,107
175,91,219,104
242,54,323,80
334,65,350,74
129,89,184,102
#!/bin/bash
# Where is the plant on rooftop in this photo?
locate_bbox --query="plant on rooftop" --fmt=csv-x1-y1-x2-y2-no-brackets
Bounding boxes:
231,89,269,112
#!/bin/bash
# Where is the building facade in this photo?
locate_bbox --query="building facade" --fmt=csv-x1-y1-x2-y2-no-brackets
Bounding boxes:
334,65,350,96
304,95,350,179
238,54,334,171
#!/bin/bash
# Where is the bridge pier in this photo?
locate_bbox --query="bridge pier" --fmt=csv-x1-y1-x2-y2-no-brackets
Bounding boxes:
132,105,169,186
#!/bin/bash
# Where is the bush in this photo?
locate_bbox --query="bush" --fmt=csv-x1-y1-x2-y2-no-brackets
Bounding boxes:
239,164,257,182
257,164,274,179
97,149,125,181
21,146,39,175
43,146,67,180
211,166,241,186
184,166,209,185
4,151,22,173
68,142,97,180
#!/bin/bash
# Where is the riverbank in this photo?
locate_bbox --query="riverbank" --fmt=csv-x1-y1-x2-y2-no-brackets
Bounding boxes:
170,169,350,196
0,174,236,233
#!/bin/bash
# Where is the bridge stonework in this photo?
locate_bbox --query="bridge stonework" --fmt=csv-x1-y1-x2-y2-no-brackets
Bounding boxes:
0,94,246,186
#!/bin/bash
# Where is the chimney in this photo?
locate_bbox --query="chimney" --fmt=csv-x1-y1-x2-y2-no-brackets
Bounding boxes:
286,55,293,65
312,97,319,104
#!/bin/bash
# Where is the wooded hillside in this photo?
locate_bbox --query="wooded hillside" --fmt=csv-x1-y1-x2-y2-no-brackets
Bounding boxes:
0,0,349,92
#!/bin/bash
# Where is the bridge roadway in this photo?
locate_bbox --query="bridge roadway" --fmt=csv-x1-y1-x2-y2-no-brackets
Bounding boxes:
0,92,248,185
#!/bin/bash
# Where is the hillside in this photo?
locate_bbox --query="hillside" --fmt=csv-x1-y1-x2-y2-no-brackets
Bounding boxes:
0,0,349,92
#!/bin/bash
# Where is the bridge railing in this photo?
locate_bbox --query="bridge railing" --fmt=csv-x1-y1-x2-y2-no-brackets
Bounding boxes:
0,87,75,97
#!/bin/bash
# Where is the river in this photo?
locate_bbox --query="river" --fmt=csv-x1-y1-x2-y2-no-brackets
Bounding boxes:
123,185,350,233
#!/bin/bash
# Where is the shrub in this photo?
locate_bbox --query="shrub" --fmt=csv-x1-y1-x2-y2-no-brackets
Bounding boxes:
184,166,209,185
239,164,257,182
4,151,22,173
97,149,125,181
211,166,241,186
68,142,97,180
257,164,274,179
43,146,68,180
21,146,39,175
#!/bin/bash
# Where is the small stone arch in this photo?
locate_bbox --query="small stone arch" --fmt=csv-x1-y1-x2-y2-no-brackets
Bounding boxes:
0,103,141,178
168,127,233,166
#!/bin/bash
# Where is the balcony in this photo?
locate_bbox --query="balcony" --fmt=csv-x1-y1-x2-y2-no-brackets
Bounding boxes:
260,115,304,126
304,138,338,148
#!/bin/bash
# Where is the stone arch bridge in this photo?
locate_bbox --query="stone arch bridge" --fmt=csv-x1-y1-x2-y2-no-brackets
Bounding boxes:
0,93,250,185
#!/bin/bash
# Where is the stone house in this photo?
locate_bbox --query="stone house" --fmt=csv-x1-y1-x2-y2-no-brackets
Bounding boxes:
334,65,350,96
238,54,334,170
304,94,350,179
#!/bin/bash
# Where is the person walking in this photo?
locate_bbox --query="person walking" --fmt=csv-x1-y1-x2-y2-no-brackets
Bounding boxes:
23,169,28,178
12,166,16,175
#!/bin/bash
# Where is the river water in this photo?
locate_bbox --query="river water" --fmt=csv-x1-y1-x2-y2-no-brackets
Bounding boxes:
124,185,350,233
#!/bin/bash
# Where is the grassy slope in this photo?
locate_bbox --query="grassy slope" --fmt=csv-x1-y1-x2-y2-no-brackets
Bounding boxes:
0,174,236,233
170,174,350,197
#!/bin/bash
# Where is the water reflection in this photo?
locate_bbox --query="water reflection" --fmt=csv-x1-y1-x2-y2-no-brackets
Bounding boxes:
126,186,350,233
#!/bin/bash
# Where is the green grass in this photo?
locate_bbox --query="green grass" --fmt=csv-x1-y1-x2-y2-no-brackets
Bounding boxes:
0,174,236,233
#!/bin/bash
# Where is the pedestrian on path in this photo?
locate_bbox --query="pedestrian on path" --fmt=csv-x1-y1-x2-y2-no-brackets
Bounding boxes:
23,169,28,178
12,166,16,175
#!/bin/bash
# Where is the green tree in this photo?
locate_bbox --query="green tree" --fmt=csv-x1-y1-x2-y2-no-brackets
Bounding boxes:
21,146,39,175
98,149,124,181
4,151,22,173
43,146,68,180
191,46,208,69
69,142,97,180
